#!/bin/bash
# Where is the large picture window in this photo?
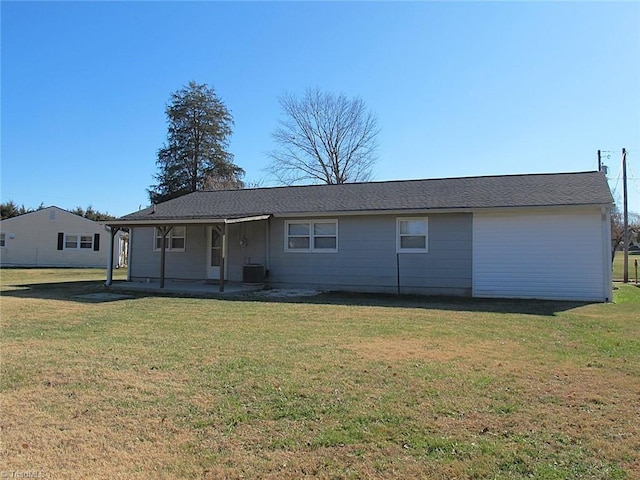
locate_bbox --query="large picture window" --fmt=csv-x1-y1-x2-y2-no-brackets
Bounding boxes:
397,217,428,253
285,220,338,252
154,226,186,251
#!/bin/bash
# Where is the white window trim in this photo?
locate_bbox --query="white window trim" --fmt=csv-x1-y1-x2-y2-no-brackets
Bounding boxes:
153,226,186,252
80,235,94,249
65,234,94,250
285,219,338,253
396,217,429,253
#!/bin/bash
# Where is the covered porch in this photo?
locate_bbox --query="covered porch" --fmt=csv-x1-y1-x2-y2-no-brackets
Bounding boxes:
104,215,271,293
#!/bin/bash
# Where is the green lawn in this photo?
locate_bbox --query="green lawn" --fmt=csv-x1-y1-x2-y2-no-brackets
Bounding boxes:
1,269,639,479
613,251,640,282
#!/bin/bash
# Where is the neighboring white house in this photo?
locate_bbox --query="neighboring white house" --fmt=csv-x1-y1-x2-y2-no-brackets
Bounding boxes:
0,206,127,268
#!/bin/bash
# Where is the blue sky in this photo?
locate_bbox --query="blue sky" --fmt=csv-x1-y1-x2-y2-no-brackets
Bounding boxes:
2,1,639,217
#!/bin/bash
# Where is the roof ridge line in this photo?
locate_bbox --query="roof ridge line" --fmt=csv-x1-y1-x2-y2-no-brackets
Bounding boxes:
196,170,602,194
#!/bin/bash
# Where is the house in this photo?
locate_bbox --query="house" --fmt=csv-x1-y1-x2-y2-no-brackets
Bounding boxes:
0,206,127,268
106,171,613,302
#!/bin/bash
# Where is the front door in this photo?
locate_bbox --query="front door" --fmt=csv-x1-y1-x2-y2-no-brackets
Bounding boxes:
207,226,225,280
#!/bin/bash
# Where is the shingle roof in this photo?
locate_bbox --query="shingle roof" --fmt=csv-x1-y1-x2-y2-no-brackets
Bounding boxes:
117,171,613,222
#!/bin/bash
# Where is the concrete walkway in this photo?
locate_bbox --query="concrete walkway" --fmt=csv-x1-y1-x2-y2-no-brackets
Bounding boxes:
106,279,265,297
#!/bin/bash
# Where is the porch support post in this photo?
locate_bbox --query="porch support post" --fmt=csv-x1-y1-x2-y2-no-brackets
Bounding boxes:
265,218,270,273
219,222,227,292
105,226,121,286
158,226,172,289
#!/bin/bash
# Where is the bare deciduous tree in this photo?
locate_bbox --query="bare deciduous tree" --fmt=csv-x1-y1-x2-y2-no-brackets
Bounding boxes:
267,88,380,185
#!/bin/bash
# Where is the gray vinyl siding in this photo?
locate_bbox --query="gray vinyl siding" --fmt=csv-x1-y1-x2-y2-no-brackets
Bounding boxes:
129,225,208,281
268,213,472,296
129,222,269,283
225,220,268,281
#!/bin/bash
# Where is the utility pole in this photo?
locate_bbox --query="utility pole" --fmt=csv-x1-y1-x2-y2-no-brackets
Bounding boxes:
623,148,629,283
598,150,611,175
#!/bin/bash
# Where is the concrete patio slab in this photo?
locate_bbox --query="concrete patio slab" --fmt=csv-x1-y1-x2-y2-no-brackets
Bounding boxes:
106,279,265,297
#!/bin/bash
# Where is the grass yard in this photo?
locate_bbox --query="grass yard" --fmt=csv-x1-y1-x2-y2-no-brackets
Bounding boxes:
613,251,640,283
1,269,639,479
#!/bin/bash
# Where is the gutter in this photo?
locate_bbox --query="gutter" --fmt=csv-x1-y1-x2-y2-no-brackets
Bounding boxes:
106,214,272,227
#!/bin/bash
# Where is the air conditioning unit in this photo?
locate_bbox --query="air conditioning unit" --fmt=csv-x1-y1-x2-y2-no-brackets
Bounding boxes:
243,264,265,283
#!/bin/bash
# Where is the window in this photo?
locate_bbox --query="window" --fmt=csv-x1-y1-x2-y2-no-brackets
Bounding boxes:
397,218,428,253
154,226,186,251
285,220,338,252
80,235,93,249
65,235,78,249
63,234,94,250
0,233,5,247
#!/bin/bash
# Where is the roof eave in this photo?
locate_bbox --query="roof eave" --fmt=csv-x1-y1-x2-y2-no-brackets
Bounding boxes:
107,214,272,227
107,218,225,226
108,203,612,226
273,203,613,218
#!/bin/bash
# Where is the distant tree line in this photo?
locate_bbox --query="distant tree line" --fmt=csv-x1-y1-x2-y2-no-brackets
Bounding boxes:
0,201,116,221
0,201,35,220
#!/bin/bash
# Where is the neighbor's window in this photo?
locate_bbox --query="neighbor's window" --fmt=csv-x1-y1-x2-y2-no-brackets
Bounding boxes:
64,234,93,250
285,220,338,252
154,226,186,251
0,233,5,247
65,235,79,249
80,235,93,249
397,218,428,252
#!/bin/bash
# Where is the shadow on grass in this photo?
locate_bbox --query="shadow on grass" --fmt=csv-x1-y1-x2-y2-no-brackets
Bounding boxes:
1,281,138,303
1,279,592,315
267,291,590,316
